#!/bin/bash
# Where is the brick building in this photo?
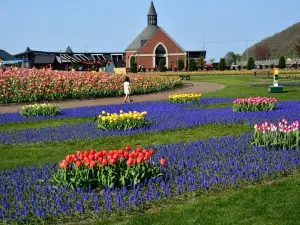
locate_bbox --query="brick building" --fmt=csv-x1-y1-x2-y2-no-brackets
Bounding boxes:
125,1,205,70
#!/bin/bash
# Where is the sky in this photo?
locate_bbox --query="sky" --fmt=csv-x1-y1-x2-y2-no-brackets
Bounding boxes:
1,0,300,60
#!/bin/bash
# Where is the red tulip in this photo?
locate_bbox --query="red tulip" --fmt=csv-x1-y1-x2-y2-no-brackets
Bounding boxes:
160,158,167,165
125,145,131,151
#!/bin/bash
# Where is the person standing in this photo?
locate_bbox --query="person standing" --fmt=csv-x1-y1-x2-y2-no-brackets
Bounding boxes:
124,76,133,103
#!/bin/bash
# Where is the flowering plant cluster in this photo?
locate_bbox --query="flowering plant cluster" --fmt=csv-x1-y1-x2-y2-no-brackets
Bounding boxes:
0,68,181,103
168,93,202,103
253,119,300,149
233,97,277,112
97,110,148,130
20,103,60,116
52,146,166,189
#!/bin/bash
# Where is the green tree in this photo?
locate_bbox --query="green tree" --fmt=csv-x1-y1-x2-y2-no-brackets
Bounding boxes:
224,52,237,66
159,58,167,72
188,58,196,71
197,57,206,68
130,56,137,73
278,56,286,69
247,57,255,70
218,58,226,71
177,59,184,71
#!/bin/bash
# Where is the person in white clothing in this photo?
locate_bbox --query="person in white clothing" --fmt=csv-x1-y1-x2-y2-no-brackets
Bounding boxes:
124,76,133,103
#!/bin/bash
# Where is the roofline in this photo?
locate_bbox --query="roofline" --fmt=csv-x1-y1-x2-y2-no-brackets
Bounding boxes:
14,50,126,56
134,27,161,52
159,28,186,53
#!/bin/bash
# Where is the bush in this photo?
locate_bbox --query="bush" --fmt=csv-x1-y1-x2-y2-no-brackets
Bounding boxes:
188,59,196,71
130,57,137,73
233,97,277,112
177,59,184,71
218,58,226,71
52,147,165,190
168,93,202,103
253,119,300,149
238,65,241,70
159,58,167,72
279,56,286,69
247,57,255,70
97,110,148,130
20,103,60,116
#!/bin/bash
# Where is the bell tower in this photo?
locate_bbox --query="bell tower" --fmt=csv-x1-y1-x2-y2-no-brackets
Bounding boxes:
147,1,157,26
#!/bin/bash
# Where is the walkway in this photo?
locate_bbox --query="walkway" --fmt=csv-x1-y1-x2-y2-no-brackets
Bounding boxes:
0,82,224,113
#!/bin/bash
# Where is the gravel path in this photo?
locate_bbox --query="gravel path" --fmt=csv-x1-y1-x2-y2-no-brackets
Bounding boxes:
0,82,224,113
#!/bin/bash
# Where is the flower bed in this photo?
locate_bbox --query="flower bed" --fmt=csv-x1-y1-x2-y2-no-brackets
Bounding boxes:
233,97,277,112
97,110,148,130
3,99,300,144
0,68,181,103
52,146,165,190
168,93,201,103
1,134,300,223
20,103,60,116
253,119,300,149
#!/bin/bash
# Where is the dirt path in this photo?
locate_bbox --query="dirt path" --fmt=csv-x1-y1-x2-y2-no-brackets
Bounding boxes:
0,82,224,113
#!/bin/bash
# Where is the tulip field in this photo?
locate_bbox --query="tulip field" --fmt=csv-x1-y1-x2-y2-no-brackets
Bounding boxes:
0,68,181,103
1,75,300,224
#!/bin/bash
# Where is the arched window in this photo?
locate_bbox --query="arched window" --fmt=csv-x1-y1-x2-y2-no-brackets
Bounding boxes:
155,44,166,55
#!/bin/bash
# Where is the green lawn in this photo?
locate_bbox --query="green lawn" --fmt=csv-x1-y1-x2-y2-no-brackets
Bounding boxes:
97,173,300,225
0,117,94,132
0,123,251,169
188,75,300,101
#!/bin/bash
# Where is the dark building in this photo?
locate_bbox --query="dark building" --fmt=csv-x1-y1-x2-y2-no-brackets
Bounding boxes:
14,47,125,70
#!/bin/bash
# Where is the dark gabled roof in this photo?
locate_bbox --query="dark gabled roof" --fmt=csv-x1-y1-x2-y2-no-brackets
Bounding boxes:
65,46,73,54
125,25,160,51
0,50,18,61
34,55,56,64
148,1,157,15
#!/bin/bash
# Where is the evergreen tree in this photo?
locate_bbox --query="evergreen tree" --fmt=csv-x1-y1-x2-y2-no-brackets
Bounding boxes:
177,59,184,71
188,58,196,71
247,57,255,70
130,56,137,73
159,58,167,72
218,58,226,71
278,56,286,69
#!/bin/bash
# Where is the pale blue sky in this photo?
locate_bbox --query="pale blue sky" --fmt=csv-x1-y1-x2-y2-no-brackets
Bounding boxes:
1,0,299,60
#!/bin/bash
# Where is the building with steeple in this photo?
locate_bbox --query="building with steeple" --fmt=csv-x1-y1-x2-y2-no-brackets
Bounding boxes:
125,1,205,70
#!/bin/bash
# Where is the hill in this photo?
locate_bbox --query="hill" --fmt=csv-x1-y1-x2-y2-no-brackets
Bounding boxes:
242,22,300,59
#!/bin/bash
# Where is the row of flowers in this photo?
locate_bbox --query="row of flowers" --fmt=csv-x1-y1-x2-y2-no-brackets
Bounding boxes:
168,93,202,103
0,68,181,103
97,110,148,130
1,134,299,223
2,99,300,144
54,146,166,190
253,119,300,149
233,97,278,112
20,103,60,116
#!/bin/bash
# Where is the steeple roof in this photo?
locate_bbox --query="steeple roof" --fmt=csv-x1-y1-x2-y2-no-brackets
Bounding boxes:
148,1,157,15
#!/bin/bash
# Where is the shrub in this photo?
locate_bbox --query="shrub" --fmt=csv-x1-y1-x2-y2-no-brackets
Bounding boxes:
168,93,202,103
177,59,184,71
218,58,226,71
159,58,167,72
97,110,147,130
252,119,300,149
52,146,166,189
238,65,241,70
233,97,277,112
20,103,60,116
130,57,137,73
279,56,286,69
188,59,196,71
247,57,255,70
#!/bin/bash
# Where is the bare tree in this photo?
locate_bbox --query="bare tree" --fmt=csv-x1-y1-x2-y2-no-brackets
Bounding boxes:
255,44,271,60
209,58,215,64
294,39,300,57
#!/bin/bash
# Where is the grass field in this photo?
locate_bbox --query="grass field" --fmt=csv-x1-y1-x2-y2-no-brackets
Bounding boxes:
1,75,300,225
